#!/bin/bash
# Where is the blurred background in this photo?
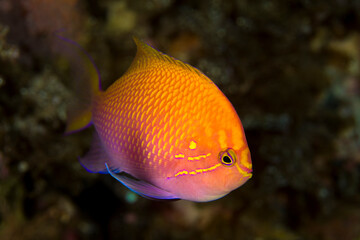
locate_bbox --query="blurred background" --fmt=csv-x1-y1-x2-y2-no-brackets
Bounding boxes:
1,0,360,239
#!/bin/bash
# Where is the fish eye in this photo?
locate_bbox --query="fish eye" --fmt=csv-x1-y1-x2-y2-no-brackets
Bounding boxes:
219,149,236,166
222,155,232,164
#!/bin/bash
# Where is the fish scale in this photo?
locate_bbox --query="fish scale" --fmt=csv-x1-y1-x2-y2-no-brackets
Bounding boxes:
67,37,252,201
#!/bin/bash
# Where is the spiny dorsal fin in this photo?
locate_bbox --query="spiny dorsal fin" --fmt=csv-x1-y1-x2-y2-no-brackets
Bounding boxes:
125,37,206,78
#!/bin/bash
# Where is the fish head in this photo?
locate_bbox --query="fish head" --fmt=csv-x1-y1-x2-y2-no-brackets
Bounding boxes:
213,146,252,196
203,139,252,201
196,99,253,201
168,111,252,202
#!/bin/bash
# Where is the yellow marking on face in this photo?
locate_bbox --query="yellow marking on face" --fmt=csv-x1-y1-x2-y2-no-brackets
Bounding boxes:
232,128,244,150
174,170,188,177
173,163,221,178
241,147,251,169
235,162,252,178
187,153,211,161
189,141,197,150
175,153,185,159
218,130,227,149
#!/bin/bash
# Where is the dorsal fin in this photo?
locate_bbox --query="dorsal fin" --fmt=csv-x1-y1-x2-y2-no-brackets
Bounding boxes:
124,37,206,78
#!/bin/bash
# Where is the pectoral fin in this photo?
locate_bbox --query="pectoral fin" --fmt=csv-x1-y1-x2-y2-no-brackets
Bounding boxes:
79,131,121,174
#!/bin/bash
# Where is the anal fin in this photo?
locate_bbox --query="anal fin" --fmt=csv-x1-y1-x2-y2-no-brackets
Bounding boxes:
105,163,179,200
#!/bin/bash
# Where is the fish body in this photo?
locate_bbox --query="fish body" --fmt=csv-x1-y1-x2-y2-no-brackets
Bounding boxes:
68,38,252,202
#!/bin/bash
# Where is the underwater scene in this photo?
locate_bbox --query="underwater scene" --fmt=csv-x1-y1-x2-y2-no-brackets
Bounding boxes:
1,0,360,239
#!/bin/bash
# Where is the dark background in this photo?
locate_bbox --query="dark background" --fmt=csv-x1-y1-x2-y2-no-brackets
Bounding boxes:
1,0,360,239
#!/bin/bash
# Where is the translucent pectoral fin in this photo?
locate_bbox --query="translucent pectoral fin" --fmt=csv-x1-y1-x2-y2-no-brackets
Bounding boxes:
105,163,179,200
79,131,120,174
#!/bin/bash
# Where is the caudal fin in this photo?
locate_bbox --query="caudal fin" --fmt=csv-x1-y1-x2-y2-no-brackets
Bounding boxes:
54,32,102,134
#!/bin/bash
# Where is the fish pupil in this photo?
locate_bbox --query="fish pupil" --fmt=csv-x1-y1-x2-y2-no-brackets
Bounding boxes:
222,155,232,165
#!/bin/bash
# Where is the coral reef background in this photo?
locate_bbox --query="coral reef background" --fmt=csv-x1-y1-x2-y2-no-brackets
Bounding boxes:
1,0,360,239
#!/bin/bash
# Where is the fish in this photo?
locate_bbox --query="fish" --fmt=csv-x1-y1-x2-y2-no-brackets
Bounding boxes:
66,37,252,202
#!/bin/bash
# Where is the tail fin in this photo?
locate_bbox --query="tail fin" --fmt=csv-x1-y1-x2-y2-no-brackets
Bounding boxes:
54,31,102,134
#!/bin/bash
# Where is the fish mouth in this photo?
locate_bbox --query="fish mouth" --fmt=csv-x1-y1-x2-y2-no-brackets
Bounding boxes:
239,147,252,169
240,164,252,176
235,162,252,179
236,147,252,178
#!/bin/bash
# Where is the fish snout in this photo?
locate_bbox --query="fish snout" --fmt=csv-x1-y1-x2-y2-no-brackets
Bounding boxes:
224,164,252,190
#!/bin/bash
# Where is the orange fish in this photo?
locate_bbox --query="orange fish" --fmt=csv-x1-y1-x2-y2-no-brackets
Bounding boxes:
67,38,252,202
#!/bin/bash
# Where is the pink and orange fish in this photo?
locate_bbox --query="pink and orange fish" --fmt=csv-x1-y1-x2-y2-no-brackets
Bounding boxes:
67,37,252,202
